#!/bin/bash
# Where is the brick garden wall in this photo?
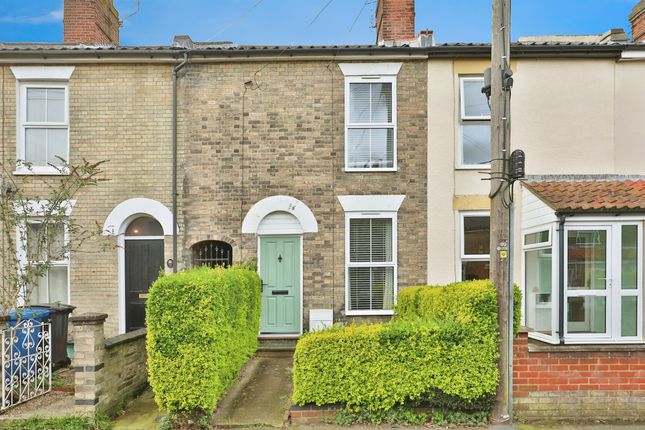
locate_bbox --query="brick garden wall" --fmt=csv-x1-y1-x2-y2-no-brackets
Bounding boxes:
71,313,147,415
513,330,645,421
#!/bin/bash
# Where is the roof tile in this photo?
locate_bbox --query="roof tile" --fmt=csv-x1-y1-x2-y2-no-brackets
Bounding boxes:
524,180,645,213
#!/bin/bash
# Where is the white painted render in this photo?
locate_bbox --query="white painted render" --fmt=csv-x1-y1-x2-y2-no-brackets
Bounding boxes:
426,57,645,285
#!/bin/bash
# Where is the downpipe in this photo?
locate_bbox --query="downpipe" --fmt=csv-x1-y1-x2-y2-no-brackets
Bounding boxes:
172,52,189,273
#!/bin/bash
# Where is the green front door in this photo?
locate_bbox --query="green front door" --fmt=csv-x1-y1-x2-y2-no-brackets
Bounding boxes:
260,235,301,334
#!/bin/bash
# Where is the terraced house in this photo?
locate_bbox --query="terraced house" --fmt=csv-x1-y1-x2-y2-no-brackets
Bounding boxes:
1,0,431,337
2,0,645,419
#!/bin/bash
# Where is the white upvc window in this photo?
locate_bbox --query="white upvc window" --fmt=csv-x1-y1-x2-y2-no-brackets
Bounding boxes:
563,222,642,344
459,211,490,281
339,63,401,172
18,220,70,305
523,226,556,343
459,77,491,168
338,194,404,316
11,66,75,175
522,220,643,344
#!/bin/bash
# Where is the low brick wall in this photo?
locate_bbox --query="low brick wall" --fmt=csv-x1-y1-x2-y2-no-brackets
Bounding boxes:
513,330,645,421
71,313,148,415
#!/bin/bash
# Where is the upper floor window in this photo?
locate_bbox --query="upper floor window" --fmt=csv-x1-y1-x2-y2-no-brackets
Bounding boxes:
339,63,401,172
10,66,75,175
459,77,491,168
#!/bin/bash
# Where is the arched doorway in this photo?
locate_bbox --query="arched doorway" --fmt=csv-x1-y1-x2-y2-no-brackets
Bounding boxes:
124,216,164,332
242,195,318,335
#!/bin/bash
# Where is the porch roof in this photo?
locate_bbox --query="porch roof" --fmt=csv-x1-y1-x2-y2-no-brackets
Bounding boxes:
523,178,645,214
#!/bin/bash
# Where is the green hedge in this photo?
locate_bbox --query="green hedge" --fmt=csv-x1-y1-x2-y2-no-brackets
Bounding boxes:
396,280,521,336
292,280,521,413
146,266,262,416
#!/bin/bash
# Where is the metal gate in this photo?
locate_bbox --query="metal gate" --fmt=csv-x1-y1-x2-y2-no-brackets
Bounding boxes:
1,320,52,410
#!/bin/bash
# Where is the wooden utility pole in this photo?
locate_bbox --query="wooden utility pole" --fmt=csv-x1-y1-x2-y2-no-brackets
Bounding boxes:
490,0,512,423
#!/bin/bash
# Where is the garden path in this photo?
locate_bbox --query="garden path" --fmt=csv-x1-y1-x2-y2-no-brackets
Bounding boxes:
212,350,293,427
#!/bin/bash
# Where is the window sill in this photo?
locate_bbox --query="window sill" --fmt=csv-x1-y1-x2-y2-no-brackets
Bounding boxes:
345,310,394,316
344,168,398,173
528,337,645,353
456,165,491,171
14,167,69,176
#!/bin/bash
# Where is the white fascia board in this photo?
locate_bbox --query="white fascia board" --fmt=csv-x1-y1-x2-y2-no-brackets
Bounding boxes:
10,66,75,81
337,195,405,212
338,62,402,76
621,51,645,60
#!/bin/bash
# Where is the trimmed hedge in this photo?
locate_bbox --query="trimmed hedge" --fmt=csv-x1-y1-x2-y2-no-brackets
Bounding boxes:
146,266,261,416
292,280,521,412
396,280,522,335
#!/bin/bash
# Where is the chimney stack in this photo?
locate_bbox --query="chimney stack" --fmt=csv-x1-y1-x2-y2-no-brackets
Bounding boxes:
64,0,120,45
630,0,645,43
376,0,415,45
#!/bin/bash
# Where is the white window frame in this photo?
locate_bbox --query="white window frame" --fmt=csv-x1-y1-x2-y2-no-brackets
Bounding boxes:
11,66,75,176
23,220,70,305
563,221,643,344
340,63,401,173
459,211,490,281
344,211,398,316
338,195,404,316
458,76,491,170
14,200,75,306
522,225,559,344
15,83,70,175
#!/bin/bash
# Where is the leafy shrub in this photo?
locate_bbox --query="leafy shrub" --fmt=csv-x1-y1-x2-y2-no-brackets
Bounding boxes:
396,280,522,335
431,408,489,427
335,405,428,425
292,280,521,414
6,414,111,430
146,266,261,420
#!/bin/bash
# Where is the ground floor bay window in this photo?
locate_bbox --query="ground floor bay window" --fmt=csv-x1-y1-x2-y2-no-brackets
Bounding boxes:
524,221,643,344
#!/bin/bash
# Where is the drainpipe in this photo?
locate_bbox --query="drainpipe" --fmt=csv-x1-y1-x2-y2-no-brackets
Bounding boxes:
557,214,567,344
172,52,189,273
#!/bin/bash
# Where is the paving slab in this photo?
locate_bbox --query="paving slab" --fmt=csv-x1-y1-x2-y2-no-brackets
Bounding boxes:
213,351,293,427
112,389,165,430
0,391,74,420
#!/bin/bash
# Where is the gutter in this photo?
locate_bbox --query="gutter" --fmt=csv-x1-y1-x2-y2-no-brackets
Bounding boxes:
172,52,189,273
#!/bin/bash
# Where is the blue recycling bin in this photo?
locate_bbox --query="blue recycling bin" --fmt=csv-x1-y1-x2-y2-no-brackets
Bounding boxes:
4,307,52,386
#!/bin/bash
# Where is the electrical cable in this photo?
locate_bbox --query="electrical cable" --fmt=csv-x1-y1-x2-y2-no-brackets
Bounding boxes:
307,0,336,29
205,0,267,43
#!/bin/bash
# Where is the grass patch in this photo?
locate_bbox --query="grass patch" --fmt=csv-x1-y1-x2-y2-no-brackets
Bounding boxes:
3,413,112,430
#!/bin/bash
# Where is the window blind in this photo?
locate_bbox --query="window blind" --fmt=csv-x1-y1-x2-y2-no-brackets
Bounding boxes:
348,218,394,311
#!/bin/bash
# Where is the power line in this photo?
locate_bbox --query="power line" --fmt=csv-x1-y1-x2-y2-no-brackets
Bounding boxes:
307,0,335,29
348,0,372,33
205,0,266,43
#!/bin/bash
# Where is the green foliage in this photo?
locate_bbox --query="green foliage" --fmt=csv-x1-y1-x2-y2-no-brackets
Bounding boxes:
293,280,522,414
146,266,262,419
5,413,112,430
431,408,489,427
335,405,428,425
396,280,521,335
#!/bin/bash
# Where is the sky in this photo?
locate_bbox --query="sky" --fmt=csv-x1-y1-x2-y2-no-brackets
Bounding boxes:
0,0,638,46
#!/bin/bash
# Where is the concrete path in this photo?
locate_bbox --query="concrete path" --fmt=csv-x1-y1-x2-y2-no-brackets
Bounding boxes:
112,390,165,430
212,351,293,427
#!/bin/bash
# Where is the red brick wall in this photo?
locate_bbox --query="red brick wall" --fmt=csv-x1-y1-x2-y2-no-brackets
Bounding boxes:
376,0,415,44
64,0,119,45
630,1,645,43
513,331,645,421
